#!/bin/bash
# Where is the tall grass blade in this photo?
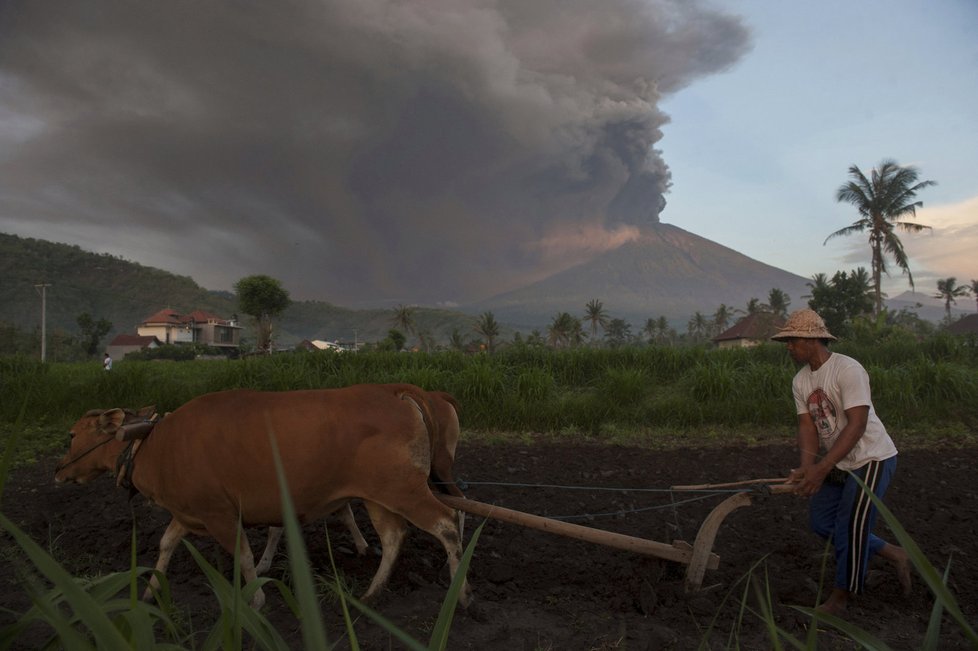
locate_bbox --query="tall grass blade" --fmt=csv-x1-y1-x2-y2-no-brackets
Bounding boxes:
922,560,952,650
323,527,360,651
851,473,977,645
266,423,330,651
184,542,285,651
0,512,130,649
749,572,785,651
791,606,893,650
427,520,483,650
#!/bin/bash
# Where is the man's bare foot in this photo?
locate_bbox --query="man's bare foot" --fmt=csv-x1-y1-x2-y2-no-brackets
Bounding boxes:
880,543,912,596
815,588,849,617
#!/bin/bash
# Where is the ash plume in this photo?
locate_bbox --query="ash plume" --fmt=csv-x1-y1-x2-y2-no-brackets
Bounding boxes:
0,0,750,304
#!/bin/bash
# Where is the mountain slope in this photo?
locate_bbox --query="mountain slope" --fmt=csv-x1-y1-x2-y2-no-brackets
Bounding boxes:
0,232,479,346
468,223,812,326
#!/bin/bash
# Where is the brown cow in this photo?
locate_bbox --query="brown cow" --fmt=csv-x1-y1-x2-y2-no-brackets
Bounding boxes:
256,387,465,574
54,384,470,609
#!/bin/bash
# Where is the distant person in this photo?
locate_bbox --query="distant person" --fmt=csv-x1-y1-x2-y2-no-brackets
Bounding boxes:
772,309,910,616
103,353,112,371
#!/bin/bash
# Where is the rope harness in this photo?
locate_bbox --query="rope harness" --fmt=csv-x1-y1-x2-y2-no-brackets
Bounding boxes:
54,436,115,473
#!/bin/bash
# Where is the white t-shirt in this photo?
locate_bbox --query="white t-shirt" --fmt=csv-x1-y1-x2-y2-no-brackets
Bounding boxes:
791,352,896,470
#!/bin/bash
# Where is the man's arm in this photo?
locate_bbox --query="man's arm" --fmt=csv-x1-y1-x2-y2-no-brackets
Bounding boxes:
788,406,869,496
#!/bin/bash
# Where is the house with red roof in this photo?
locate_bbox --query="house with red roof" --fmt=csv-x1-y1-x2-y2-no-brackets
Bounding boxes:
136,308,242,349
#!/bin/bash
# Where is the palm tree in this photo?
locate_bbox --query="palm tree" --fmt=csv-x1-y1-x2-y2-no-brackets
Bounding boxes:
547,312,583,349
767,288,791,318
448,328,467,352
934,277,970,321
745,297,764,315
687,311,709,341
390,304,416,335
711,304,733,337
474,311,500,353
826,160,936,316
583,299,609,345
803,273,831,302
971,279,978,312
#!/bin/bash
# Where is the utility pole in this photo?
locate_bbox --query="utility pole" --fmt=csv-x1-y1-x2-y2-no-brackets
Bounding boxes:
34,283,51,362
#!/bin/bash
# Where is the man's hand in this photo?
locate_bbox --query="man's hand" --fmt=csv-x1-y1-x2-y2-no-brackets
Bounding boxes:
786,465,829,497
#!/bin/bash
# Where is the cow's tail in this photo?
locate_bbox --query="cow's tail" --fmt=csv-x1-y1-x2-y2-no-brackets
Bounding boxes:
397,386,464,498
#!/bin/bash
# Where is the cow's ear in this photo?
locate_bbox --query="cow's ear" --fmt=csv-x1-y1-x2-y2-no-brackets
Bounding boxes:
98,408,126,435
135,405,156,419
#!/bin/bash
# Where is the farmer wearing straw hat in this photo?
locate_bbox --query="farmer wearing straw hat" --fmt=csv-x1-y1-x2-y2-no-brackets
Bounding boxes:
772,308,911,616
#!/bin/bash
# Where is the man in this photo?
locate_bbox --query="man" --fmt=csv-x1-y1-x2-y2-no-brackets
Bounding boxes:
772,309,910,615
103,352,112,371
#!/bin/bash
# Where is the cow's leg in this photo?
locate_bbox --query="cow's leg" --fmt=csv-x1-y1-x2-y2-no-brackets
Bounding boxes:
256,527,284,575
143,518,189,602
337,503,369,555
207,522,265,609
361,501,408,603
257,504,366,576
383,493,472,607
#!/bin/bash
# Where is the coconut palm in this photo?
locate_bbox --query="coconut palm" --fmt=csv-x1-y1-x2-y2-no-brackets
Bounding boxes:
583,299,610,345
803,273,831,302
547,312,583,349
711,304,734,336
826,160,936,316
687,311,709,341
474,311,500,353
971,279,978,312
767,288,791,319
390,304,416,335
934,277,970,321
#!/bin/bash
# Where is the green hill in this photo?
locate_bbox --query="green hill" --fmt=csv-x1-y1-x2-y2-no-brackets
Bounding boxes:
0,232,482,349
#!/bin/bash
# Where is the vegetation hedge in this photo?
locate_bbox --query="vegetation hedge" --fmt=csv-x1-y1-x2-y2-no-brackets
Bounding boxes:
2,334,976,462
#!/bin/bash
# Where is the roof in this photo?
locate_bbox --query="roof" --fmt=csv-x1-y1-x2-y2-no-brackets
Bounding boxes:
713,312,786,342
109,334,162,347
140,308,234,326
141,308,183,324
946,313,978,335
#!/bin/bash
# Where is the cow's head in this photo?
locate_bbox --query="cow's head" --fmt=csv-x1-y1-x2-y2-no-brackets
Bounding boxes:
54,408,128,484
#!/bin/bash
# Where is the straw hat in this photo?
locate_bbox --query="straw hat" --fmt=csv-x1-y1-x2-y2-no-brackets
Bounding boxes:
770,309,836,341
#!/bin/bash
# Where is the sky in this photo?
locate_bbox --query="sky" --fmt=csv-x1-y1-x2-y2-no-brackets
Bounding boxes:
1,0,975,309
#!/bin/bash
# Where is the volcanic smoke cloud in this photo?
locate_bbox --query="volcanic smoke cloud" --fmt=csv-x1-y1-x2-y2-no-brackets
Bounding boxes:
0,0,750,305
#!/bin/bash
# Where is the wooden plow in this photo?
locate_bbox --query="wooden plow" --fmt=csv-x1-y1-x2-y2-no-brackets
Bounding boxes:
437,478,794,593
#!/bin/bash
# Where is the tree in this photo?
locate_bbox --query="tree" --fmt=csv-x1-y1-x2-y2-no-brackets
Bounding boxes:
448,328,467,352
234,275,291,353
603,318,633,348
583,299,609,345
767,289,791,319
390,304,416,336
970,279,978,312
547,312,583,349
474,311,500,353
934,277,970,321
826,160,936,316
386,329,406,352
712,304,734,336
686,311,709,341
745,297,764,315
806,268,874,337
75,312,112,357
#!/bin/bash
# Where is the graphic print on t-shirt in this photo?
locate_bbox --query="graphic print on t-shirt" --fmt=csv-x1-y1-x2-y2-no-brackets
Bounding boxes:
807,388,838,439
